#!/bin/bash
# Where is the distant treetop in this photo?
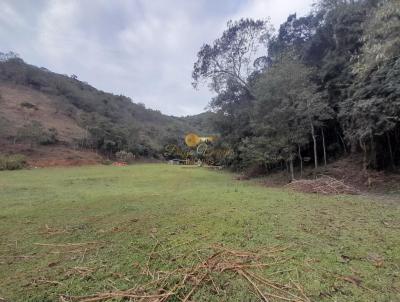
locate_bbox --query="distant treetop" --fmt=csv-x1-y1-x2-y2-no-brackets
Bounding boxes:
0,51,20,62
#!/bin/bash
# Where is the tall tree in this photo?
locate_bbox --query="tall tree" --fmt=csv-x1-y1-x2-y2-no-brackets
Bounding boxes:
192,0,399,172
192,18,273,96
254,54,333,171
340,0,400,168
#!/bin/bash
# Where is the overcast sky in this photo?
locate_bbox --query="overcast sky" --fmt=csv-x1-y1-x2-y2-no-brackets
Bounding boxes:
1,0,315,116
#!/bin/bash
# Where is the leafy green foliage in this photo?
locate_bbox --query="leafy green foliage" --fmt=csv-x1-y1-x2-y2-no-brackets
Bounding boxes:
16,121,58,146
192,18,273,95
353,0,400,77
193,0,400,172
0,154,26,170
115,150,135,163
253,55,325,166
0,115,10,138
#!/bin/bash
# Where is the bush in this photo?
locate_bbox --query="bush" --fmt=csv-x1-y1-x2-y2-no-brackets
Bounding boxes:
15,121,58,146
0,154,27,170
20,102,38,110
115,150,135,163
101,159,112,165
39,127,58,145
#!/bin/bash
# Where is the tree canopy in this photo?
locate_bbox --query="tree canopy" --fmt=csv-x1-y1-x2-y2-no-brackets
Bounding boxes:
192,18,273,96
193,0,400,173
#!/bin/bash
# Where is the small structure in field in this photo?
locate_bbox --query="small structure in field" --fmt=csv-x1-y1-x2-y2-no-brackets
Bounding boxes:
169,159,190,165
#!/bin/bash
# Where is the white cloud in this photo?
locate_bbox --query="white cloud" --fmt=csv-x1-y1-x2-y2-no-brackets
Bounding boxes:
37,1,81,60
0,2,26,27
234,0,315,28
1,0,315,116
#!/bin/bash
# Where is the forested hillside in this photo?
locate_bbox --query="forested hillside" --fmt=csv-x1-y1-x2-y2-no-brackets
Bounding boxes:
192,0,400,175
0,0,398,173
0,55,212,159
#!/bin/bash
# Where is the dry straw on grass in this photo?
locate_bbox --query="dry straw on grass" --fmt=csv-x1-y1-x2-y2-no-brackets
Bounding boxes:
286,175,359,195
61,244,309,302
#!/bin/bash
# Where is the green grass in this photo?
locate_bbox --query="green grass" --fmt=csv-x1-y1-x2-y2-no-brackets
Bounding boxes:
0,164,399,301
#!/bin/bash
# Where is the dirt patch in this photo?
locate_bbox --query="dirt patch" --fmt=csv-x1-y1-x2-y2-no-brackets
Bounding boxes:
0,142,103,167
319,156,400,194
27,147,103,167
0,83,85,142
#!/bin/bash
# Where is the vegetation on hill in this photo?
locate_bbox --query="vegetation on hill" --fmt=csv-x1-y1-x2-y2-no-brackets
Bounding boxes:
0,154,26,170
0,56,213,158
193,0,400,175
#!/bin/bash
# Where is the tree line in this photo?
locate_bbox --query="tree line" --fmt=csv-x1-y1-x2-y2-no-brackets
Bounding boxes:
192,0,400,176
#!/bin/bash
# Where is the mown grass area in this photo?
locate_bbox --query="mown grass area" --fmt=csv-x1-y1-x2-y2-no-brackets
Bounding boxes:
0,164,399,301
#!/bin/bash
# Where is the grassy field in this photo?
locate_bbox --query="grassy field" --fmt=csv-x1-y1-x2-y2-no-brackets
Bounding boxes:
0,164,399,301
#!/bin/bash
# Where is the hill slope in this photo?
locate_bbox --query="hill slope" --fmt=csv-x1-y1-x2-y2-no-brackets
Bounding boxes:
0,56,214,163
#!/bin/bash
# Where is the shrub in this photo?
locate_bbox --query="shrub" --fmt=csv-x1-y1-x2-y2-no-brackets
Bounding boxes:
39,127,58,145
16,121,58,146
0,154,27,170
101,159,112,165
20,102,38,110
115,150,135,163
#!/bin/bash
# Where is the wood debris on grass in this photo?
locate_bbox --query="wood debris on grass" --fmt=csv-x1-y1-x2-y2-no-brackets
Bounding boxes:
0,255,37,260
32,277,64,286
65,267,96,278
34,241,101,247
33,241,103,261
40,224,69,236
286,175,359,195
61,244,310,302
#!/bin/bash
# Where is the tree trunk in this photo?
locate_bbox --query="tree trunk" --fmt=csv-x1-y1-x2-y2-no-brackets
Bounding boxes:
387,132,395,170
360,138,372,187
289,157,294,181
306,99,318,170
310,122,318,169
285,160,290,181
395,127,399,145
298,145,303,178
321,128,327,167
369,132,376,169
337,129,347,154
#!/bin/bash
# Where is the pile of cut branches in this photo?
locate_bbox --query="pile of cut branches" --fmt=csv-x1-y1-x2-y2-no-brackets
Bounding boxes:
286,175,359,195
61,244,309,302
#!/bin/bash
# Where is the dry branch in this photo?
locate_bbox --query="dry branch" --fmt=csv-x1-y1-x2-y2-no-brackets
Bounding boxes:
34,242,100,247
286,175,359,195
63,244,309,302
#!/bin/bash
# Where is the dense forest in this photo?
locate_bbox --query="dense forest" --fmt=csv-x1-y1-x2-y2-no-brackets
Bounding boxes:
192,0,400,175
